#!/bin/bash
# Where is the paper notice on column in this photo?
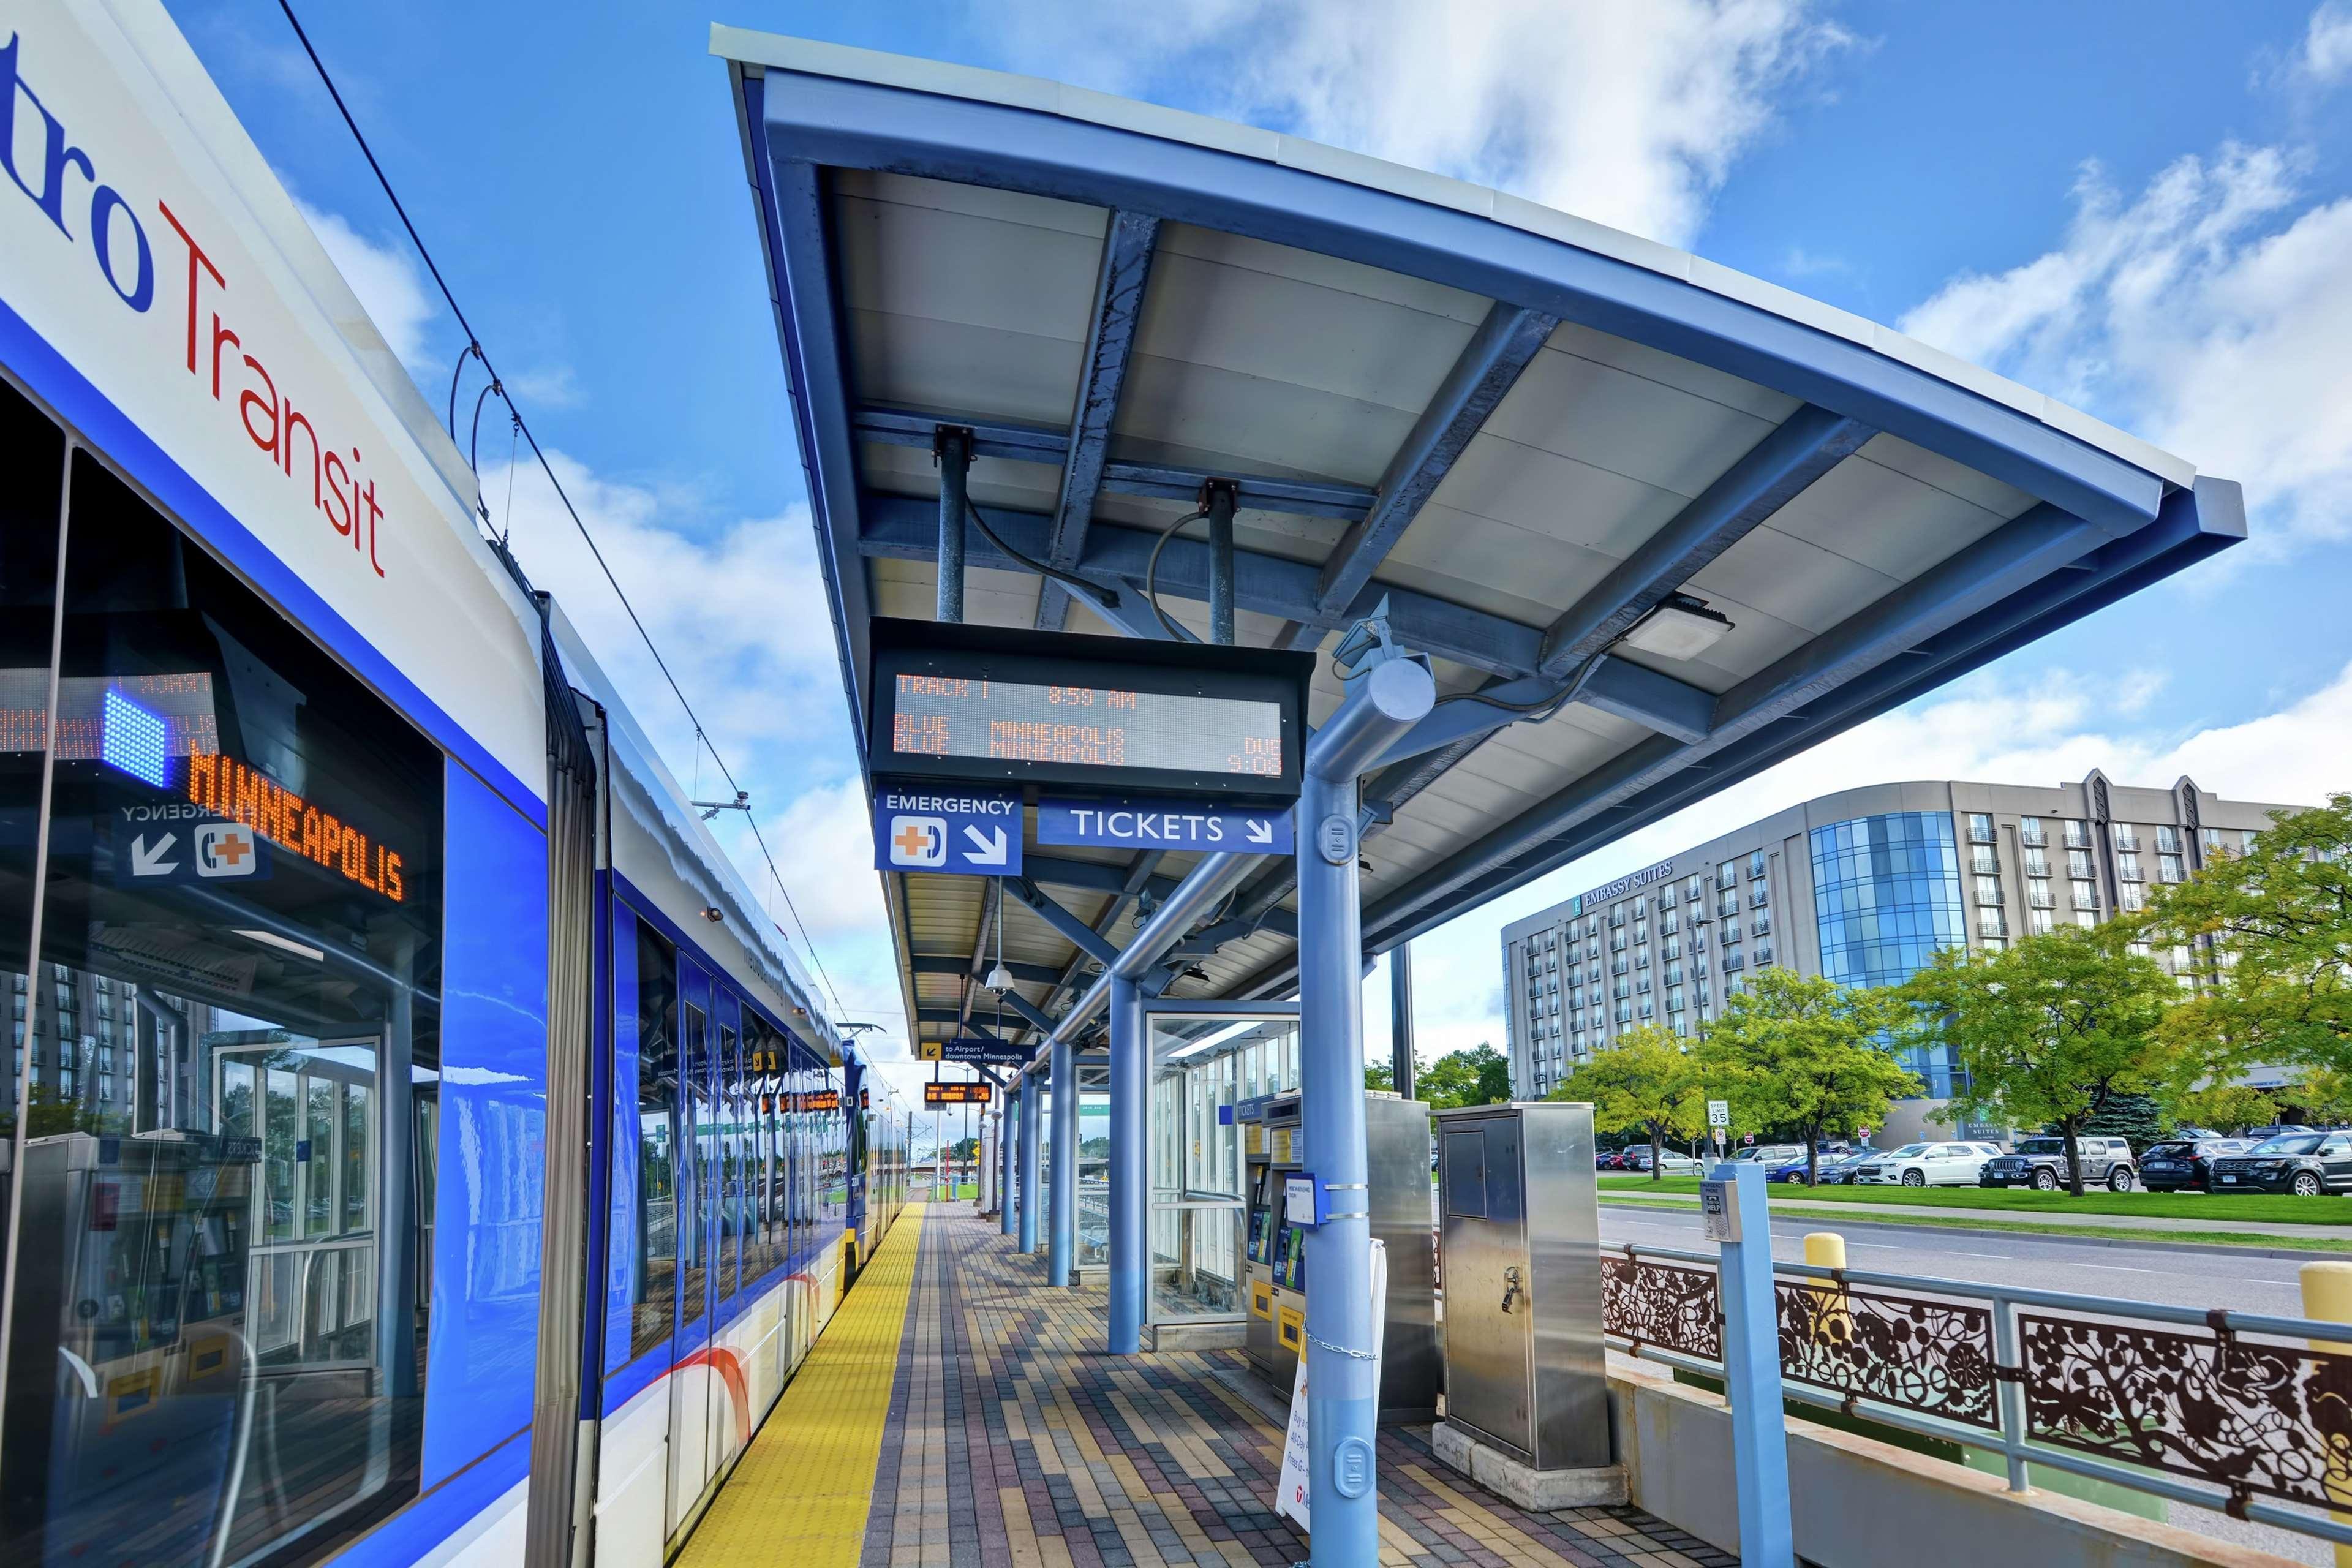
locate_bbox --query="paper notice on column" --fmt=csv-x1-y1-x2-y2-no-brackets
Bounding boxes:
1276,1237,1386,1531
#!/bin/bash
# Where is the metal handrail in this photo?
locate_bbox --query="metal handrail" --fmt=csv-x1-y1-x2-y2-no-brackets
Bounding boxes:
1604,1238,2352,1550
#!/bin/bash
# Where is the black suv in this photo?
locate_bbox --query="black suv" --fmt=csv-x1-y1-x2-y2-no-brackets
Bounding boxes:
2211,1131,2352,1196
1979,1136,2138,1191
2136,1137,2252,1192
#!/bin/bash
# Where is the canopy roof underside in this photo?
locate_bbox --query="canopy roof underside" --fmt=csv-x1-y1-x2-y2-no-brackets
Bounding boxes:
713,28,2244,1052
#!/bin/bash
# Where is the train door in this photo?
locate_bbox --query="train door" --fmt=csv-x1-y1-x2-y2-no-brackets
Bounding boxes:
707,990,743,1474
663,962,713,1538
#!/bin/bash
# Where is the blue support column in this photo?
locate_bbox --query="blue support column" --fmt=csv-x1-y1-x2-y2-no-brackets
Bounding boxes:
1295,652,1434,1567
1050,1035,1077,1286
1019,1065,1042,1254
1000,1098,1018,1237
1713,1161,1795,1568
1108,974,1147,1352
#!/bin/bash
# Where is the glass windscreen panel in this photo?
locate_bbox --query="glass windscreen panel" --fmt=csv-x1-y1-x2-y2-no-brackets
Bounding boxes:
0,450,443,1567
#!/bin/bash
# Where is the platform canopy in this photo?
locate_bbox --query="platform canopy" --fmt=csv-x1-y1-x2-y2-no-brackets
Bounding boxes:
714,27,2244,1053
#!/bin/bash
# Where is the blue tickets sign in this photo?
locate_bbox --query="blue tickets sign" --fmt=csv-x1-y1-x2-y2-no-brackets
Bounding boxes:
872,785,1023,877
1036,797,1292,854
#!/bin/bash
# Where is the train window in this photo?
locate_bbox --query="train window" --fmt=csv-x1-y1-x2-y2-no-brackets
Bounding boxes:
0,448,445,1565
629,924,678,1360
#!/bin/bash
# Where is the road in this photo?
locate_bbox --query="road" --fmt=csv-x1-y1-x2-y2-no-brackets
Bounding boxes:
1601,1200,2318,1316
1600,1203,2333,1564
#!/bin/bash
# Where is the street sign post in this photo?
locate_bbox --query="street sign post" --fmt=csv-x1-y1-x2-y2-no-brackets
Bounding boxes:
1036,797,1292,854
871,784,1022,876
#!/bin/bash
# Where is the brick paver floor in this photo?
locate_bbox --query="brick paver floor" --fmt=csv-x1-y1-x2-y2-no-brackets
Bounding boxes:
858,1203,1736,1568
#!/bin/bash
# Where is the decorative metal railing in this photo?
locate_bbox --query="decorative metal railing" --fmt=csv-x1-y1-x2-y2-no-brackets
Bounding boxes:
1603,1241,2352,1551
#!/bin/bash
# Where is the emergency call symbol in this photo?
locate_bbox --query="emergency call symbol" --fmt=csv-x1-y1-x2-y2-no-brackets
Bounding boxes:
888,815,948,869
195,823,258,878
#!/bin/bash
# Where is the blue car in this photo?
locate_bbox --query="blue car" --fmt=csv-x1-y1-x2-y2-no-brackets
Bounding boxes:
1769,1148,1871,1184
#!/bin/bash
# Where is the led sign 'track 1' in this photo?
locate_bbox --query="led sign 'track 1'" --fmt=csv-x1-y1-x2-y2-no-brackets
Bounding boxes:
869,619,1312,805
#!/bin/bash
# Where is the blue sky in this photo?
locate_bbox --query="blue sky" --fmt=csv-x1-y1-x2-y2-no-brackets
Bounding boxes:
166,1,2352,1079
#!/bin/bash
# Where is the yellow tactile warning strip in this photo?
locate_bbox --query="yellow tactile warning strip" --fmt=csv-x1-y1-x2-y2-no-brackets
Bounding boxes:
676,1204,928,1567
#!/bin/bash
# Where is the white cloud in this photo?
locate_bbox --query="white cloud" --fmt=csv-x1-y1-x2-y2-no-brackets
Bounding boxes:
2290,1,2352,86
291,197,439,371
1398,661,2352,1066
507,363,587,410
1897,143,2352,557
989,0,1850,247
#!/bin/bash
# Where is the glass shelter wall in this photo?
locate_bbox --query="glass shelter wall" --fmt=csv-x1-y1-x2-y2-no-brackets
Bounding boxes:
1144,1014,1298,1325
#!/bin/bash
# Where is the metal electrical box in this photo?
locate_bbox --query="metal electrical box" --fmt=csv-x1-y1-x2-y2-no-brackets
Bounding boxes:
1237,1091,1439,1422
1434,1102,1609,1471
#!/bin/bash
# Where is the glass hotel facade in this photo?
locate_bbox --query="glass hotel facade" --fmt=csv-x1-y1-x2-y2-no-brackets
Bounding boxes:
1499,774,2304,1145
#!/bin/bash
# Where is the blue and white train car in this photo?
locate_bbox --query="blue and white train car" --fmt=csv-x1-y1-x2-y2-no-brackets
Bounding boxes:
0,3,908,1564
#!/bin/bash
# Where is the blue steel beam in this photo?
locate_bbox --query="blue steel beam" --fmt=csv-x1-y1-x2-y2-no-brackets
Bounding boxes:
1041,209,1161,630
1024,854,1184,901
1535,405,1875,677
1008,880,1121,968
1355,477,2248,954
851,408,1375,521
1277,301,1559,651
912,954,1065,985
748,70,2168,538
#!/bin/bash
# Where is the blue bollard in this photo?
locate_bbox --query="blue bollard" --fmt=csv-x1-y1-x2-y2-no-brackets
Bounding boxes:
1705,1160,1794,1568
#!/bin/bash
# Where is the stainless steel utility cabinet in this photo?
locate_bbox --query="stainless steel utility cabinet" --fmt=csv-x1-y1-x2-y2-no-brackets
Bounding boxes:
1434,1102,1609,1471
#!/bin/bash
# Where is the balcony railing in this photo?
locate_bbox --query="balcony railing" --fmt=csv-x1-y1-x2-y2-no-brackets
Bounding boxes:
1600,1242,2352,1556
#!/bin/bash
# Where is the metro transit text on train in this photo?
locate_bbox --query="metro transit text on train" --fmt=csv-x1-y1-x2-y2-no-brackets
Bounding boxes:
2,30,391,580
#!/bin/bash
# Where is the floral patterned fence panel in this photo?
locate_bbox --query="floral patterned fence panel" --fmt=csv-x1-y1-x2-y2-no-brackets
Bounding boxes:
1602,1254,1721,1362
1774,1280,1999,1428
2020,1313,2352,1508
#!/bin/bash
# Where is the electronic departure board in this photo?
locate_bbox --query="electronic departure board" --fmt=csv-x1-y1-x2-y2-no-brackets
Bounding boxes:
869,619,1312,804
924,1082,993,1106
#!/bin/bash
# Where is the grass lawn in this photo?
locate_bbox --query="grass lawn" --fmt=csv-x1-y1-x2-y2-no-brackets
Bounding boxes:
1596,1172,2352,1226
1596,1188,2352,1253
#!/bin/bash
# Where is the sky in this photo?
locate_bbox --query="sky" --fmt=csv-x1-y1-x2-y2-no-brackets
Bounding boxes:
163,0,2352,1109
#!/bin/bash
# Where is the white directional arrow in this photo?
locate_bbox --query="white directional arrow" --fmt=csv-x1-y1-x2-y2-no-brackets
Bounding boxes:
962,824,1009,866
130,832,179,877
1245,818,1274,846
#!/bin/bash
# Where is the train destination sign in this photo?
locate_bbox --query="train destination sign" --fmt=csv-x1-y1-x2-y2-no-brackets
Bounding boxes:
870,619,1311,804
925,1082,993,1106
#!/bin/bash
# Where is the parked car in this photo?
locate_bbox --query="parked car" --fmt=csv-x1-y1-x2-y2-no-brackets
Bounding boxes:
2136,1137,2252,1192
1769,1148,1873,1184
2211,1131,2352,1196
1979,1136,2138,1191
1619,1146,1700,1174
1853,1141,2003,1186
1729,1143,1807,1169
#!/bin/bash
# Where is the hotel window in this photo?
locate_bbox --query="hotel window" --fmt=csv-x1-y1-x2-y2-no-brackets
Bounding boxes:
2022,850,2051,878
2116,852,2143,883
1632,921,1649,946
1981,935,2007,952
2071,879,2100,911
2118,883,2146,912
1969,812,1996,843
1610,905,1626,928
1978,908,2008,938
1755,943,1775,967
1749,883,1769,908
1749,850,1767,880
1667,988,1687,1013
2068,849,2095,879
1686,875,1705,902
2019,816,2047,848
1718,859,1738,889
2156,826,2182,854
2027,883,2053,909
2200,827,2239,858
1658,910,1679,937
1634,895,1649,917
2065,819,2092,848
2028,907,2055,935
2158,854,2185,884
2075,909,2098,929
1974,875,2002,906
1971,846,2000,875
1662,937,1681,961
2113,823,2139,851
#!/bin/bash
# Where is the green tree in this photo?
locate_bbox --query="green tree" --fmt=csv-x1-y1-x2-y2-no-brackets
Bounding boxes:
2079,1090,2164,1150
1419,1044,1512,1109
1551,1024,1704,1180
2163,1082,2278,1135
1697,968,1918,1185
2290,1067,2352,1128
1365,1061,1396,1091
1901,922,2179,1196
2140,796,2352,1082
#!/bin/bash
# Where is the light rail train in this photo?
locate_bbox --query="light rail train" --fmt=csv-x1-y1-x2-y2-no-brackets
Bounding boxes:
0,4,910,1563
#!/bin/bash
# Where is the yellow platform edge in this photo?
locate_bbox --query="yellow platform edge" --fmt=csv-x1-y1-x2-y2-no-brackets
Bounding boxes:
674,1204,928,1565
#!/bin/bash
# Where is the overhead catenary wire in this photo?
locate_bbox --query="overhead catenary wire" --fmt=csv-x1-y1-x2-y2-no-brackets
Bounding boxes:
276,0,853,1025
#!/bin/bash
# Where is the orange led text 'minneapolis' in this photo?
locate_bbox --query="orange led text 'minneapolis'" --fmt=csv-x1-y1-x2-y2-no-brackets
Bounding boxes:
185,752,406,902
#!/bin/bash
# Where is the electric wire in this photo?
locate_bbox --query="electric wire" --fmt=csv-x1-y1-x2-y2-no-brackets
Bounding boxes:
276,0,852,1025
962,494,1116,606
1143,506,1212,639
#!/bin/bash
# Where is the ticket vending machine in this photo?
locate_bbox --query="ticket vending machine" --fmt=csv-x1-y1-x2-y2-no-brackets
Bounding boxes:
1237,1090,1439,1422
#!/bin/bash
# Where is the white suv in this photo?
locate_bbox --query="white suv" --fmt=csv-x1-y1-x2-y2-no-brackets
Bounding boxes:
1852,1141,2003,1187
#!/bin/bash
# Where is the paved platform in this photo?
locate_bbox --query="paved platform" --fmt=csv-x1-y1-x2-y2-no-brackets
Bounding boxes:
680,1201,1733,1568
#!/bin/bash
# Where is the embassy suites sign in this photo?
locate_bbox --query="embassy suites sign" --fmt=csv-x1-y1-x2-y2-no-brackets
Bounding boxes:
1568,858,1676,916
